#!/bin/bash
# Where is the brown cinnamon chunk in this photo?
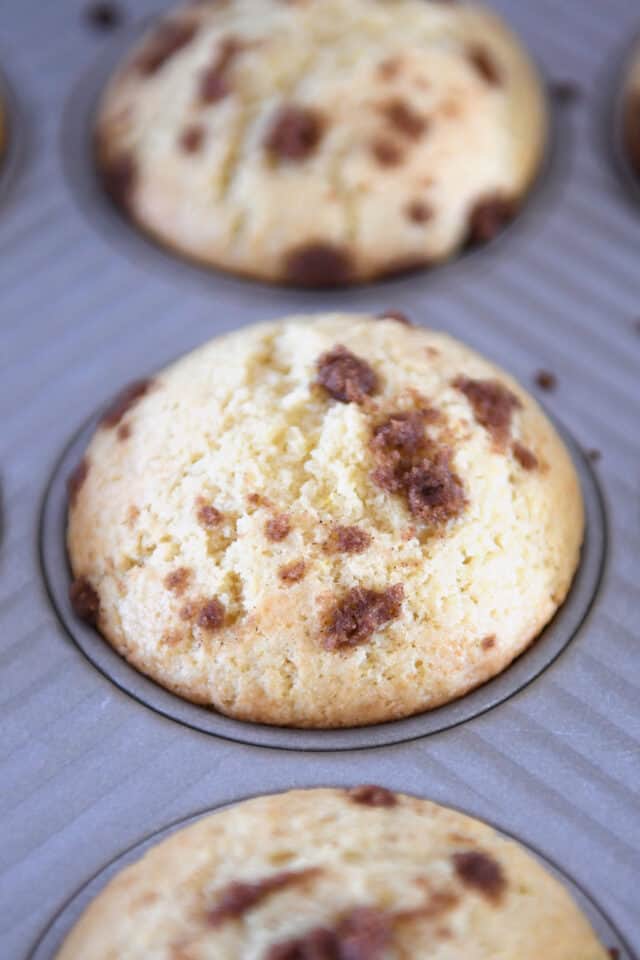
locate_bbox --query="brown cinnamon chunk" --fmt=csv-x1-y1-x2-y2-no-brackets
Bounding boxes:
209,869,318,926
284,243,353,288
197,598,225,631
67,458,89,507
406,200,432,223
324,525,372,554
164,567,191,595
136,20,197,75
372,411,426,459
468,46,502,86
371,139,404,167
348,785,397,807
377,310,412,325
324,584,403,650
371,411,465,523
377,56,401,81
179,124,205,153
99,151,137,212
338,907,392,958
265,907,391,960
266,514,291,542
69,577,100,625
453,376,521,447
279,559,306,583
382,99,427,139
405,454,466,524
196,500,223,527
199,37,244,103
265,105,324,160
179,600,197,622
467,195,516,245
100,379,153,429
265,928,337,960
452,851,505,902
317,346,378,404
512,441,538,470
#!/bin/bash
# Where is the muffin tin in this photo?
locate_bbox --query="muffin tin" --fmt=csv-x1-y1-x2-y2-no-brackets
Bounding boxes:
1,0,639,957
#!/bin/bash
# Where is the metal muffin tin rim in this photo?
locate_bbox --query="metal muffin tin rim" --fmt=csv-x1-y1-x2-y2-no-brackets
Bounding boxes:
59,11,566,296
27,786,635,960
39,382,607,752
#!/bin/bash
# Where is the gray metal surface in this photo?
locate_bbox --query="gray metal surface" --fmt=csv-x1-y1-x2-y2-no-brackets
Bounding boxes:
0,0,639,957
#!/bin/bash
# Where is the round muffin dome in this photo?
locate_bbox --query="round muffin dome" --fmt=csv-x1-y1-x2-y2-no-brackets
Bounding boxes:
66,314,583,728
95,0,547,286
56,787,607,959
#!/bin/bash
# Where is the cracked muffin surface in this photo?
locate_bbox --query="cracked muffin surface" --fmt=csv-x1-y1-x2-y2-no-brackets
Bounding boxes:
56,788,608,960
66,314,583,728
95,0,547,285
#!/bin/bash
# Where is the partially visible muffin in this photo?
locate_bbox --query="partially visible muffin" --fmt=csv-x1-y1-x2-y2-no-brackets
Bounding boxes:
56,787,609,959
66,314,583,728
0,97,5,164
623,43,640,179
95,0,547,285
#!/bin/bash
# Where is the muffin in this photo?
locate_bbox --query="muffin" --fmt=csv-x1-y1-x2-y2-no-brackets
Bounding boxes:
95,0,547,286
56,787,608,959
66,314,584,728
623,42,640,180
0,96,6,165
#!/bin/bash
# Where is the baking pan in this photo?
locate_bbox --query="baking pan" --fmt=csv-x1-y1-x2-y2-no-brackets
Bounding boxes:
0,0,638,957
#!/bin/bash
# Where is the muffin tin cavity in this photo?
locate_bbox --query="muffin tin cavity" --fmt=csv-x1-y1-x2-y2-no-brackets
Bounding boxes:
28,795,633,960
40,404,606,752
61,18,562,293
